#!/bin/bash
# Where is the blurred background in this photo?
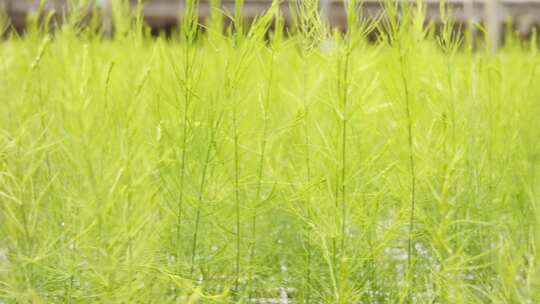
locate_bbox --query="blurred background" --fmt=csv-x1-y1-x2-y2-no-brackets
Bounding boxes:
1,1,539,47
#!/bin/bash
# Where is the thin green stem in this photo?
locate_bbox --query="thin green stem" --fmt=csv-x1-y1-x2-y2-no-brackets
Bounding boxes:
339,49,350,257
190,116,217,277
233,91,241,293
301,56,312,304
249,50,274,301
178,0,199,266
398,51,417,292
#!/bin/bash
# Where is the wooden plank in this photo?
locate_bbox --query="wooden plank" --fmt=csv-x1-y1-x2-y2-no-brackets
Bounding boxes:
486,0,501,50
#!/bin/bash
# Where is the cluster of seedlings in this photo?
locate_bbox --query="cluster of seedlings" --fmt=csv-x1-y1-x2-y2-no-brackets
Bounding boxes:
0,0,539,303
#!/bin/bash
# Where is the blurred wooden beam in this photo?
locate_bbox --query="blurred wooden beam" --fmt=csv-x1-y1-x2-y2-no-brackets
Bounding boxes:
485,0,501,50
99,0,112,36
320,0,331,21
